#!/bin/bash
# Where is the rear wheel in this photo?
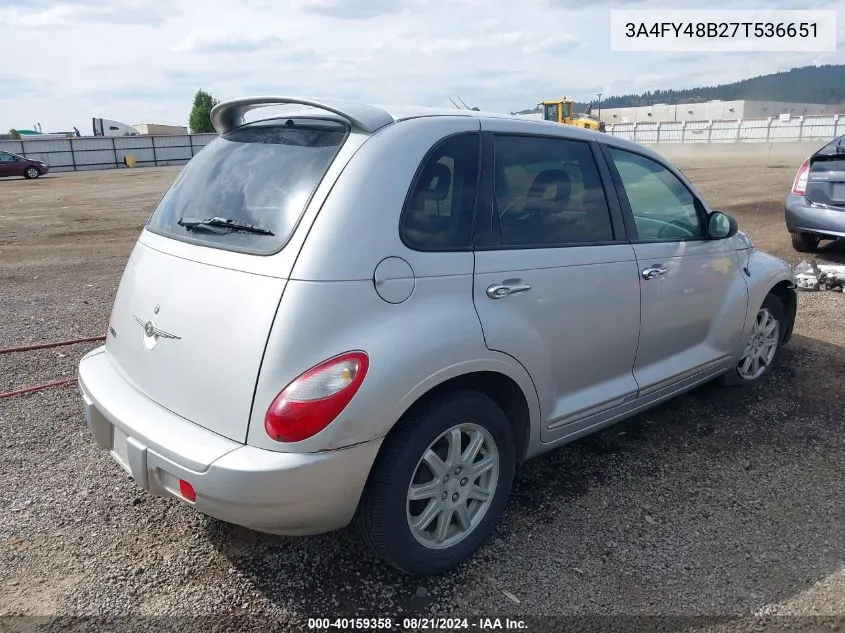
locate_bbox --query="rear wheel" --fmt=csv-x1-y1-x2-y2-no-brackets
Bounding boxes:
356,390,516,576
724,294,785,386
790,232,820,253
24,166,40,179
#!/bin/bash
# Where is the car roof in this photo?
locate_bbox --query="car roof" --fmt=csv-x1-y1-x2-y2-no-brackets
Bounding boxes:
210,95,656,160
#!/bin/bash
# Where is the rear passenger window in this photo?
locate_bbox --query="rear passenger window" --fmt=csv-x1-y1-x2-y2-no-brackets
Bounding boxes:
608,148,704,242
493,135,614,247
400,133,480,251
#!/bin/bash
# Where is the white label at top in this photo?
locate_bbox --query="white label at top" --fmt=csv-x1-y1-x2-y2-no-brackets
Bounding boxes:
610,10,837,52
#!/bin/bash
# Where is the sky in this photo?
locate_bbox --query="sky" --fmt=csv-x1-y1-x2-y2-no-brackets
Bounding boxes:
1,0,843,133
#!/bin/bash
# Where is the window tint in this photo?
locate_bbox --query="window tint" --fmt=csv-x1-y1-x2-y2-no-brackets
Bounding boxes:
0,153,15,161
493,135,614,247
400,133,479,251
608,148,704,241
816,134,845,156
147,118,347,255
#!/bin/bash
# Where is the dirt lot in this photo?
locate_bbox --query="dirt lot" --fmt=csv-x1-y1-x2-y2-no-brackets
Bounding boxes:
1,144,843,631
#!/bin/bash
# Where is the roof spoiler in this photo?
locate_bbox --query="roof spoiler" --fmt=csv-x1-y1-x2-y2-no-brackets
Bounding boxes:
210,96,395,135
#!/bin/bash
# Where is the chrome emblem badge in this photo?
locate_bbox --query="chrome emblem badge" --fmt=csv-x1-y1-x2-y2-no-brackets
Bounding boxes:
133,312,181,351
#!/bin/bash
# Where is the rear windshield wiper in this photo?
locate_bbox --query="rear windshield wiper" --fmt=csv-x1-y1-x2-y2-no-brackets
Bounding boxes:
177,217,274,236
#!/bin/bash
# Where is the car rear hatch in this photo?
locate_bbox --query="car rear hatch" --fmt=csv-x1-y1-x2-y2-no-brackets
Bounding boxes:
104,115,354,444
806,136,845,210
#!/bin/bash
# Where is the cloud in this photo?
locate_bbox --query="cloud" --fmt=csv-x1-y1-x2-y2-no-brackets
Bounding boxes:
411,30,579,55
300,0,416,19
0,1,171,27
80,84,189,102
544,0,651,6
172,31,288,53
0,74,52,101
163,69,245,85
3,0,845,133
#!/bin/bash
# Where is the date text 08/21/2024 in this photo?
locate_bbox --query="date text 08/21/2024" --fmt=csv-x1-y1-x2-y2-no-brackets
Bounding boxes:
307,617,528,630
624,22,819,38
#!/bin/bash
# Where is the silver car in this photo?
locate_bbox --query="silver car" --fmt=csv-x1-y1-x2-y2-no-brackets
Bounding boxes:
78,96,797,576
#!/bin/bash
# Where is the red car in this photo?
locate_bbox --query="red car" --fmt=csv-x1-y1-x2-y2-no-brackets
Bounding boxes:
0,151,49,179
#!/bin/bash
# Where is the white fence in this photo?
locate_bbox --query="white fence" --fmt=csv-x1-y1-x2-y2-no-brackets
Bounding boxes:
3,114,843,175
605,114,845,144
0,133,218,173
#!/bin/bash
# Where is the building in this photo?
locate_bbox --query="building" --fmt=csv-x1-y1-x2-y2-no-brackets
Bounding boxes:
133,123,189,136
597,100,842,124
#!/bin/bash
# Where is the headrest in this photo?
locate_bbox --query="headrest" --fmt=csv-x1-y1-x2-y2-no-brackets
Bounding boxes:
414,162,452,202
527,169,571,200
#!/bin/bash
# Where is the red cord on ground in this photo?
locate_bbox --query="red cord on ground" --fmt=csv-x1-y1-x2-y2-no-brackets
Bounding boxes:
0,378,77,400
0,335,106,356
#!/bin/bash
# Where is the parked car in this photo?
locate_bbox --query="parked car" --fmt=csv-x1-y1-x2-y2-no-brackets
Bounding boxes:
0,151,48,179
78,96,798,576
786,134,845,252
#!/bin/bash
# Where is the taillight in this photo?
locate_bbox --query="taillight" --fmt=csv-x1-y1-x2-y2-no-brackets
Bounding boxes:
265,351,369,443
792,158,810,195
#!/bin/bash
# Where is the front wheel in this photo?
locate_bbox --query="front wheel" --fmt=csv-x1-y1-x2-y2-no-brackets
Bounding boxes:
724,294,785,386
24,166,40,179
355,390,516,576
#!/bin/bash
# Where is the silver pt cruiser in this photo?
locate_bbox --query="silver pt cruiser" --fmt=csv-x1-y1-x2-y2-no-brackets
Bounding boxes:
78,96,797,576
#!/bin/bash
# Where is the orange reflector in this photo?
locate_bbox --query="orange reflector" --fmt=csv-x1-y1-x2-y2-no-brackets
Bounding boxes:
179,479,196,502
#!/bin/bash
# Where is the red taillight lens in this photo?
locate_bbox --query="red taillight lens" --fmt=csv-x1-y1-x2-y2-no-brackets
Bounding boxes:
179,479,196,502
792,158,810,195
265,351,369,443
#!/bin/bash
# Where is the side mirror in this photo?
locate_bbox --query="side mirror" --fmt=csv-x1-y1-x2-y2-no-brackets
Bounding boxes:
707,211,738,239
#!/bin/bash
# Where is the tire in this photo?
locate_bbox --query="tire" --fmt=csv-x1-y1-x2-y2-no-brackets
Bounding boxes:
724,293,786,386
24,167,40,179
355,390,516,576
790,232,819,253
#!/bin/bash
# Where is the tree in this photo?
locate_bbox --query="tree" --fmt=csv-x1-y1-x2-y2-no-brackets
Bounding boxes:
9,129,20,140
189,90,219,134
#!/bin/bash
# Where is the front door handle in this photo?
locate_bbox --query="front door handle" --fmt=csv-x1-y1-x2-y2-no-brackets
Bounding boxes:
487,283,532,299
641,265,668,280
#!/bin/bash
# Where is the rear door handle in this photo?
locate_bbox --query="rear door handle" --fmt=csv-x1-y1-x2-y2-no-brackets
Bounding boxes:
487,283,531,299
641,265,668,280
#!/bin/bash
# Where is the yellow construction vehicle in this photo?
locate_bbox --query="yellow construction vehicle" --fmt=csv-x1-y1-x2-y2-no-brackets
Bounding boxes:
540,99,606,132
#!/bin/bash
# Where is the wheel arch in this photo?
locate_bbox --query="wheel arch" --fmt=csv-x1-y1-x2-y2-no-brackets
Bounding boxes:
768,280,798,344
378,363,540,471
744,250,797,345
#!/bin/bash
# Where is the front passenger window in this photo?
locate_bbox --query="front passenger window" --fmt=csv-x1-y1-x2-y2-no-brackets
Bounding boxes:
608,148,704,242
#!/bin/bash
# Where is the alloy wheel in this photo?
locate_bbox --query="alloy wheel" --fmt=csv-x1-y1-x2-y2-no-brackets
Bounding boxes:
406,423,499,550
737,307,780,381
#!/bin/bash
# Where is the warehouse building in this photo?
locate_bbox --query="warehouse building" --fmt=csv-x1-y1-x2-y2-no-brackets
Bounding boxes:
132,123,189,136
598,100,841,124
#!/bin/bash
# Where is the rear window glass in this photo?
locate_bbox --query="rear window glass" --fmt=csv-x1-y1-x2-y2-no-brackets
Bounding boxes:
816,135,845,157
811,136,845,173
146,118,347,255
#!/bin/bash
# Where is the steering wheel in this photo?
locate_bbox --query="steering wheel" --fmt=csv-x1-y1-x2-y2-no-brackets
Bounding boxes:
500,200,542,222
656,220,696,240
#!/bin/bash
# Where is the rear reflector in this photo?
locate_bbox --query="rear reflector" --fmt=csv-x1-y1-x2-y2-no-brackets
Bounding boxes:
179,479,196,502
792,158,810,195
265,351,369,443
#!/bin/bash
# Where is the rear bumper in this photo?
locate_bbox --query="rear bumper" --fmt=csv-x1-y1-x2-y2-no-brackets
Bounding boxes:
785,195,845,238
78,347,382,535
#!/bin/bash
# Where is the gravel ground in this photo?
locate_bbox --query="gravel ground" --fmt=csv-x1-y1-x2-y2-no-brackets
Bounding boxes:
1,146,843,632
